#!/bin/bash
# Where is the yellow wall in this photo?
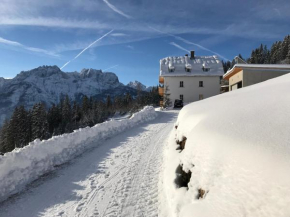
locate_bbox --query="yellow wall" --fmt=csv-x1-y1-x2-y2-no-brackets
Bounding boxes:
228,69,290,91
229,70,243,91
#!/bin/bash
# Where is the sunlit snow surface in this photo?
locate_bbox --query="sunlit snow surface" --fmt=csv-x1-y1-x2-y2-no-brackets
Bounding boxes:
0,106,157,204
162,73,290,217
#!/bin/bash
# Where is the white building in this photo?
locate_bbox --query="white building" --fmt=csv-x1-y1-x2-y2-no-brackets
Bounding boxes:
159,51,224,106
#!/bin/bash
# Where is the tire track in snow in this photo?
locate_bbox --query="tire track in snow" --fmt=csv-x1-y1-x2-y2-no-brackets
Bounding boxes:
0,111,178,217
100,117,173,217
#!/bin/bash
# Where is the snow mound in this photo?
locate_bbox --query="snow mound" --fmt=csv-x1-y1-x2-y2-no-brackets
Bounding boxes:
0,106,157,203
163,74,290,217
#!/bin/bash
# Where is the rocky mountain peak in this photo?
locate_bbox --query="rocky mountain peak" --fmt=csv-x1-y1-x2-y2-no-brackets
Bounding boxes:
16,65,63,80
0,65,138,126
127,80,146,90
127,80,153,92
0,77,6,88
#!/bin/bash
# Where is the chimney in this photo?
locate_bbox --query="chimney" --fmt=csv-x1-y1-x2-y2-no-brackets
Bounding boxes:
190,50,195,59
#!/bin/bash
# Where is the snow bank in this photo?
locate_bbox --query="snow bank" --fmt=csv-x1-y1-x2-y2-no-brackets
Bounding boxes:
163,74,290,217
0,106,157,203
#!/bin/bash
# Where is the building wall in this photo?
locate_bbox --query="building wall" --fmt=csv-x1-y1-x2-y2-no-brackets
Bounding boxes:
229,70,243,91
243,69,289,87
163,76,221,104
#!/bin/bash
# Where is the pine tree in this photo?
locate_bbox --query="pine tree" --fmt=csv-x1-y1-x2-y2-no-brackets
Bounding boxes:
47,103,61,136
105,95,113,116
286,44,290,64
106,95,112,109
72,101,80,128
238,54,244,61
15,106,30,147
82,95,90,117
61,95,72,133
31,103,49,141
0,120,12,153
281,36,290,61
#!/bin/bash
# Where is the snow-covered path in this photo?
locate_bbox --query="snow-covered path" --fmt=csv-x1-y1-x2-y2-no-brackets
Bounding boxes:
0,110,178,217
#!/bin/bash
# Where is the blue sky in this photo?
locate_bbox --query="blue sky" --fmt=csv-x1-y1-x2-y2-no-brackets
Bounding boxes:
0,0,290,86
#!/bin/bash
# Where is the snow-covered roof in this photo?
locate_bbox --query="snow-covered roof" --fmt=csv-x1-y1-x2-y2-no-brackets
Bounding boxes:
160,55,224,77
224,64,290,79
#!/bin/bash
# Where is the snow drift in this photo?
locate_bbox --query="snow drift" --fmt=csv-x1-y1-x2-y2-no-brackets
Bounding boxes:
0,106,157,203
163,74,290,217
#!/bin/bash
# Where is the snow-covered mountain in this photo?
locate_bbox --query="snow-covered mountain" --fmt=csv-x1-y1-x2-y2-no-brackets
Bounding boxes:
0,66,138,126
127,80,153,92
0,77,8,89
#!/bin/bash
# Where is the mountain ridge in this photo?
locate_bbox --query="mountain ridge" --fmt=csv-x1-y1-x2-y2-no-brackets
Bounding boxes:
127,80,153,92
0,65,139,126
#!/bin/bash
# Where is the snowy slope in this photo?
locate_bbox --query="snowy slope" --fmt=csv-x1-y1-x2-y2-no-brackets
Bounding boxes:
0,106,157,204
127,80,153,92
0,66,138,126
0,109,179,217
162,74,290,217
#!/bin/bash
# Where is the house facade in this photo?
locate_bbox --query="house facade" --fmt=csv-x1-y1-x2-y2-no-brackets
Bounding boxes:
223,64,290,91
159,51,224,106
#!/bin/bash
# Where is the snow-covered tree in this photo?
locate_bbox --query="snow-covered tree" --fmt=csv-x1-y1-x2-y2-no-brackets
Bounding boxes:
163,85,172,108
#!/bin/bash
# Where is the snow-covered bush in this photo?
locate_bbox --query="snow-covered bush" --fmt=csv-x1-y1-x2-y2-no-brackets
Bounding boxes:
0,106,157,203
162,74,290,217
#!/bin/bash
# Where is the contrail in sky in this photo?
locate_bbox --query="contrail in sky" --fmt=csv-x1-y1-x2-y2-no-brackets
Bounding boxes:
0,36,58,57
103,0,132,19
103,64,119,71
61,29,114,70
101,2,228,60
170,42,190,54
149,26,229,61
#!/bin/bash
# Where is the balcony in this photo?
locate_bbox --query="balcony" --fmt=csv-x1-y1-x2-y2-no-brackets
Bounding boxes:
159,76,164,84
158,87,164,96
160,101,164,107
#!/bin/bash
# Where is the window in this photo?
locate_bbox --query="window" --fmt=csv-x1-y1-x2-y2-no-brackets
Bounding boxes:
231,81,242,91
202,66,210,72
199,94,203,100
169,68,175,72
180,81,184,87
199,81,203,87
185,68,191,72
180,95,184,101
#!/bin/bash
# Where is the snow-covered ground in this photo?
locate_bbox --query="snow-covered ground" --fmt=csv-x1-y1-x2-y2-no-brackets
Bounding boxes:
162,73,290,217
0,106,157,203
0,109,179,217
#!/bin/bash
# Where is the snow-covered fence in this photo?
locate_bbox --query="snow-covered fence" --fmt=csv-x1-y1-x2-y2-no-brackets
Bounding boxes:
0,106,157,203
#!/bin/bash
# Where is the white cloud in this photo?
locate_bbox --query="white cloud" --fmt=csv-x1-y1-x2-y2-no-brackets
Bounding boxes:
127,45,134,50
0,17,108,29
111,33,127,37
103,0,132,19
0,36,58,57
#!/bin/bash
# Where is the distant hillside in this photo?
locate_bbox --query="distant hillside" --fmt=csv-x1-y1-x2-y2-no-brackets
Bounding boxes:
222,35,290,73
0,66,138,126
